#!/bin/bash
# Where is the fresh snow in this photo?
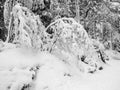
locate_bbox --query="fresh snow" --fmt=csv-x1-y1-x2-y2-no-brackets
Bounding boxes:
0,48,120,90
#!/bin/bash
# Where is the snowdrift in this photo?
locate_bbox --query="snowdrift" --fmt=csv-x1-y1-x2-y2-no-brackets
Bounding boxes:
0,48,120,90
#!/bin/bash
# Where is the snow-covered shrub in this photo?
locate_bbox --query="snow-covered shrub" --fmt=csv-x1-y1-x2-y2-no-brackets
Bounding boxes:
44,17,109,73
6,3,45,50
4,0,34,29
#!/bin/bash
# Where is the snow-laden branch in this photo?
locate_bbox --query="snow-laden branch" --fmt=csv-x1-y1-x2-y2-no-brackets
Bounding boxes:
6,3,45,50
45,17,109,73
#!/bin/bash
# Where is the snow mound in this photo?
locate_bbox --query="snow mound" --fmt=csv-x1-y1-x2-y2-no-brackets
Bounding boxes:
0,68,34,90
0,48,120,90
0,48,78,90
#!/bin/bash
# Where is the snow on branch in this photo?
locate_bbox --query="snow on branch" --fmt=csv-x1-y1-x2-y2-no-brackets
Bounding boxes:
44,17,109,73
6,3,45,50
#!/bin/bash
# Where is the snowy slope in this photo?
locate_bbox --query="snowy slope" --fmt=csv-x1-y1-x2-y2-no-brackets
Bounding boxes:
0,48,120,90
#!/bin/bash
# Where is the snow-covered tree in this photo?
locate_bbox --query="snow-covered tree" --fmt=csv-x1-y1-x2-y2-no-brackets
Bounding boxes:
6,3,45,51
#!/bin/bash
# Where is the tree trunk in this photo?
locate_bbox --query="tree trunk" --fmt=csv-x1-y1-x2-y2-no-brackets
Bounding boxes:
75,0,80,23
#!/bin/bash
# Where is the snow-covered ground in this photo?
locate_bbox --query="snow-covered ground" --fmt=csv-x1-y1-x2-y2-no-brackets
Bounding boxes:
0,48,120,90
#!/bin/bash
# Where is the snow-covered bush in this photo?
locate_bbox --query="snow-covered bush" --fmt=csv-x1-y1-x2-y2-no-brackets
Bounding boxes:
4,0,34,29
44,17,109,73
6,3,45,50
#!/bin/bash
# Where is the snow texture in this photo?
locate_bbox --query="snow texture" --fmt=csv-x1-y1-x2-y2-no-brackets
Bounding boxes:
0,48,120,90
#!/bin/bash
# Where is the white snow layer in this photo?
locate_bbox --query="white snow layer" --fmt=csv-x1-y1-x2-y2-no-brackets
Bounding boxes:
0,48,120,90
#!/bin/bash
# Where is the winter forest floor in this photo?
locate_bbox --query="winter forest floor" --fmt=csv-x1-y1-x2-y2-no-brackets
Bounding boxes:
0,48,120,90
